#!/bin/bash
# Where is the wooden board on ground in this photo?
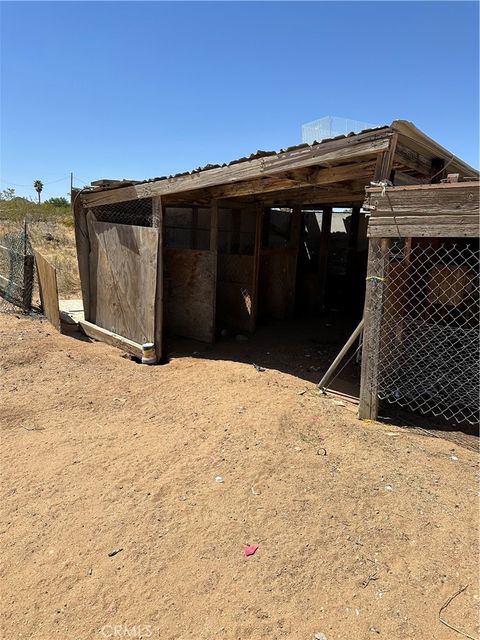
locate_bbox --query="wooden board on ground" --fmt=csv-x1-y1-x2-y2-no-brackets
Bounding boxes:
164,248,216,342
79,320,143,358
87,221,158,345
34,250,61,332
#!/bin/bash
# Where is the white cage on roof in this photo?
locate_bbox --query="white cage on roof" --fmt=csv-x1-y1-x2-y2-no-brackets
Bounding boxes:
301,116,379,144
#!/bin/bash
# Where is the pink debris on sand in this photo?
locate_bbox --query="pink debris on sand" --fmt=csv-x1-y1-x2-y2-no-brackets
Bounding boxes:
243,545,258,557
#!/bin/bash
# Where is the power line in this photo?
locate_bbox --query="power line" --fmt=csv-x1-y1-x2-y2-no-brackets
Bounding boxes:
0,175,70,188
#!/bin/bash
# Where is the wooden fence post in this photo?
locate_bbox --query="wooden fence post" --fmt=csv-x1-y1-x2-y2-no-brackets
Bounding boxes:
318,205,332,311
359,237,391,420
22,254,34,311
153,196,163,362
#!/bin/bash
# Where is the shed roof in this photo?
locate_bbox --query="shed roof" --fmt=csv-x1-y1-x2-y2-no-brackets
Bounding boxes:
80,121,478,208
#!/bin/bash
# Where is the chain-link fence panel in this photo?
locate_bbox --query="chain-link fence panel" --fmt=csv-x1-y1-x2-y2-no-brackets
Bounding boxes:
89,197,153,227
0,223,35,313
373,239,479,426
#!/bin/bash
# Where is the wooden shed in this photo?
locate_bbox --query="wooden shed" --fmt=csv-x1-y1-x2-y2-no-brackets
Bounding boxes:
72,120,478,425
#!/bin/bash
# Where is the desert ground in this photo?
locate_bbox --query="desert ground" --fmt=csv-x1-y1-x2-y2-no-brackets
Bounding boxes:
0,310,479,640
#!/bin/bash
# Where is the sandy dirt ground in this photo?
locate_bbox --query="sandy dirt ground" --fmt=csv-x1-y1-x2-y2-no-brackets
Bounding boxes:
0,313,478,640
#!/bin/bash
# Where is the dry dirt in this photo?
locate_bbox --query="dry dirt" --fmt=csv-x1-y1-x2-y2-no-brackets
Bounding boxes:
0,313,478,640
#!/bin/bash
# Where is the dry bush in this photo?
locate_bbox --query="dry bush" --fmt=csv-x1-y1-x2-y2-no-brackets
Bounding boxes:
28,222,81,298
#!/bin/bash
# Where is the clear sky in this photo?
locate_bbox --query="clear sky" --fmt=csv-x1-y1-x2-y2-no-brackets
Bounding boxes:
1,1,478,200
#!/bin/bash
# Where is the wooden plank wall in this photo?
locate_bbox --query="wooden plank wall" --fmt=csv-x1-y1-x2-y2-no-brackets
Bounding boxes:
87,220,158,345
216,254,255,332
258,249,294,320
34,250,61,332
163,248,216,342
367,183,480,238
72,190,91,321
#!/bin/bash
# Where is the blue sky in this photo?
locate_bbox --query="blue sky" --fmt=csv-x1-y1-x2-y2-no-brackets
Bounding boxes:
1,1,478,200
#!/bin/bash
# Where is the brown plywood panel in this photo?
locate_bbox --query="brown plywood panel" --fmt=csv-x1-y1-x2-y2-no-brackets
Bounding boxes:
259,250,291,320
88,221,158,345
216,254,255,332
164,249,216,343
34,250,61,332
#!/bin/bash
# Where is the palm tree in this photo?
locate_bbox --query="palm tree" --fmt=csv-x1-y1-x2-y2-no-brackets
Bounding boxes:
33,180,43,204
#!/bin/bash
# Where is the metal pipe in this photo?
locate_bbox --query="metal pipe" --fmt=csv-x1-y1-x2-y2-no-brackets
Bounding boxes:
317,318,364,391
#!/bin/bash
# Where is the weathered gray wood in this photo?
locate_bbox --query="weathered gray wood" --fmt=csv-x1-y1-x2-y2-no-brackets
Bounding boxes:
359,238,391,420
374,134,398,181
368,214,479,238
79,320,143,357
88,221,158,345
34,250,61,331
392,171,424,186
367,182,479,217
152,195,163,361
72,190,91,321
318,318,364,390
393,142,433,176
81,133,392,207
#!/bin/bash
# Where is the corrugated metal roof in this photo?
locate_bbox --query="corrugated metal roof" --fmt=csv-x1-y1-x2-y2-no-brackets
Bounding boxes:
84,121,478,195
86,125,389,192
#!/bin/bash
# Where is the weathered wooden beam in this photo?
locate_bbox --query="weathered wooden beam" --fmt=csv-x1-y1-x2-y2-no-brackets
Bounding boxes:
72,189,91,321
367,182,479,217
359,238,391,420
163,159,378,205
373,134,398,181
368,214,479,238
153,195,163,361
81,133,393,207
79,320,144,358
318,318,364,391
394,142,432,176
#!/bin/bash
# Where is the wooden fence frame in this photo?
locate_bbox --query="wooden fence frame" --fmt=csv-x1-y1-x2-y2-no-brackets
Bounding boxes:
359,182,480,420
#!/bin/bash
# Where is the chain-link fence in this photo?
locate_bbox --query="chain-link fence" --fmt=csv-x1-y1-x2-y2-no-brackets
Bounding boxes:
0,223,35,312
373,239,479,426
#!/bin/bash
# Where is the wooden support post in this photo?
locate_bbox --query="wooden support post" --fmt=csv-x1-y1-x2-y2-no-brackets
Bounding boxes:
152,196,163,361
22,254,34,311
359,237,391,420
287,205,302,317
250,202,264,331
209,200,219,342
318,205,332,311
72,189,91,321
374,133,398,182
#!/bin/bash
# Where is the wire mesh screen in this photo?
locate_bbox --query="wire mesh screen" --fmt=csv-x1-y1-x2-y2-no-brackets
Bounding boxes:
373,239,479,426
0,223,35,312
90,197,153,227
